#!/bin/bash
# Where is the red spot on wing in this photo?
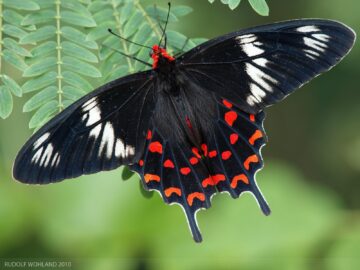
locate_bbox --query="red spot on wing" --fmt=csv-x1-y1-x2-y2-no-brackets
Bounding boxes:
230,133,239,144
249,114,255,122
149,141,163,154
222,99,233,108
187,192,205,206
146,130,152,140
202,174,226,187
180,167,191,175
221,151,232,160
201,144,208,156
208,150,217,158
192,147,201,158
225,111,238,126
164,187,182,197
185,116,192,130
244,155,259,170
144,174,160,183
231,174,249,188
249,130,263,145
163,159,175,168
190,157,199,165
139,160,144,166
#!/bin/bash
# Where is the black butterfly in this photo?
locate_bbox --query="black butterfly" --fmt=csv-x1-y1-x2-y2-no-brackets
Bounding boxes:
13,18,355,242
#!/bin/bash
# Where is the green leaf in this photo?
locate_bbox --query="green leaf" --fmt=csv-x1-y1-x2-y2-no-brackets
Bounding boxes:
171,5,193,17
61,11,97,27
62,41,98,63
86,22,113,41
106,65,128,82
92,9,113,23
23,57,57,77
30,41,57,58
21,10,56,26
22,71,57,93
29,101,58,129
88,1,107,13
62,57,102,78
120,2,134,24
3,38,32,57
3,0,40,10
61,26,98,50
0,86,13,119
63,85,86,101
146,5,178,22
166,31,195,51
123,11,143,38
23,86,57,112
248,0,269,16
62,99,74,108
2,24,27,39
33,0,54,8
2,10,24,26
2,49,28,71
129,24,153,54
1,75,23,97
20,26,56,44
229,0,242,10
61,0,92,16
62,71,93,92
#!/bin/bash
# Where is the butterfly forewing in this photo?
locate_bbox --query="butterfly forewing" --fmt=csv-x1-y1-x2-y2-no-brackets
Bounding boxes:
13,71,155,183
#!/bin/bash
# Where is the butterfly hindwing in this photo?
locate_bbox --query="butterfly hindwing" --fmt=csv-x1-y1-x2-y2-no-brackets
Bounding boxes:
13,71,155,183
179,19,355,113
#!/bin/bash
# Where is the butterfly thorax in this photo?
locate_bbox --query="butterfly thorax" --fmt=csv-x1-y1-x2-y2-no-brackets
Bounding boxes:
151,45,175,71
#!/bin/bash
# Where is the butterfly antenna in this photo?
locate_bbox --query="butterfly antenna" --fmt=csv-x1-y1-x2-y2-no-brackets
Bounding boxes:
102,44,152,68
154,4,165,32
108,29,152,50
159,2,171,48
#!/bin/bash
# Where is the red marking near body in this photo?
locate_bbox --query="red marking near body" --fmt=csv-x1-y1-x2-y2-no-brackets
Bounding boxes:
139,160,144,166
249,130,263,145
249,114,255,122
225,111,238,126
190,157,199,165
244,155,259,170
149,141,163,154
163,159,175,168
222,99,233,108
231,174,249,188
208,150,217,158
164,187,182,197
221,151,232,160
192,147,201,158
187,192,205,206
146,130,152,140
185,116,192,130
180,167,191,175
202,174,226,187
201,144,208,156
230,133,239,144
144,174,160,183
151,45,175,69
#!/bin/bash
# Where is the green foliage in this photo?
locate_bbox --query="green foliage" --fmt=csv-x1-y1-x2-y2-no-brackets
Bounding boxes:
209,0,269,15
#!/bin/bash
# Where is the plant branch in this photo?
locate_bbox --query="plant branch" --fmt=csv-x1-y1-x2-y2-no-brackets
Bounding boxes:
55,0,63,111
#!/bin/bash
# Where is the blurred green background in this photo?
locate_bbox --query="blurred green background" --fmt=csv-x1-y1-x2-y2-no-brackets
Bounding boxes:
0,0,359,269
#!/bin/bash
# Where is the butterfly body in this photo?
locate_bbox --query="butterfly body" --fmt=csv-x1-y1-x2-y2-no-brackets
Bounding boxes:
13,19,355,242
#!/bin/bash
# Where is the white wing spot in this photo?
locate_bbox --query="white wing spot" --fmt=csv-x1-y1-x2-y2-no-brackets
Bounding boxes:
33,132,50,149
296,25,320,33
82,97,97,111
250,83,267,102
84,105,101,127
236,34,257,44
312,33,330,42
99,122,115,158
89,124,102,139
240,41,264,57
246,62,277,93
246,95,259,106
39,143,54,167
304,37,327,52
114,139,135,159
31,148,43,164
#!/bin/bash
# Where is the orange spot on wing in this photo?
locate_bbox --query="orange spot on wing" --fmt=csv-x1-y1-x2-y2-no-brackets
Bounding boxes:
190,157,199,165
201,144,208,156
244,155,259,170
180,167,191,175
164,187,182,197
163,159,174,168
225,111,238,126
202,174,226,187
249,130,263,145
249,114,255,122
144,174,160,183
187,192,205,206
222,99,233,108
146,130,152,140
192,147,201,158
149,141,163,154
139,160,144,166
208,150,217,158
230,133,239,144
221,151,232,160
231,174,249,188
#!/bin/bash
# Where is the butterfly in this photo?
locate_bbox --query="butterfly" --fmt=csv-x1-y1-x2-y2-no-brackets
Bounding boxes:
13,18,355,242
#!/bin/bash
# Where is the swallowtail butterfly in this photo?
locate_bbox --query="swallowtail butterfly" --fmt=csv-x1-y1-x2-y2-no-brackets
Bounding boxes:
13,17,355,242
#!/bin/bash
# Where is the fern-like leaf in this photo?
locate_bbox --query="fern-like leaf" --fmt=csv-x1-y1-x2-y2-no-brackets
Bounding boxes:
209,0,269,15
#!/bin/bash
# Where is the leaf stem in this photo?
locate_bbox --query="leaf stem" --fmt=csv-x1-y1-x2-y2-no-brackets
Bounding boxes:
55,0,63,112
0,1,3,78
134,0,162,39
110,0,134,72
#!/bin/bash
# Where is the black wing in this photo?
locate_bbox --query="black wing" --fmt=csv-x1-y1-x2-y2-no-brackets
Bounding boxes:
13,71,155,184
178,19,356,113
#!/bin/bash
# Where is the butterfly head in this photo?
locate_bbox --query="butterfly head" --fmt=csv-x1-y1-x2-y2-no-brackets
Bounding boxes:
151,45,175,70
